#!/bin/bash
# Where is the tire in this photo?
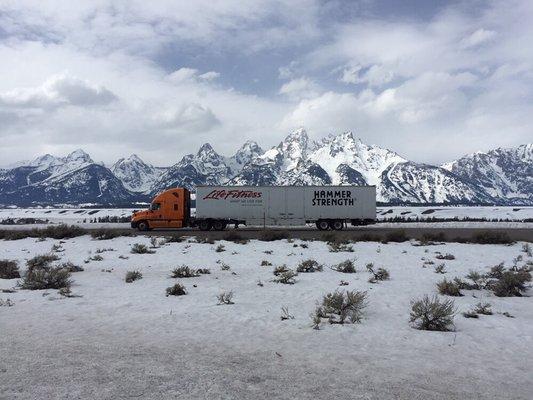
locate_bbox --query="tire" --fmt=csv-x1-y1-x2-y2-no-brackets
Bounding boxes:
316,220,330,230
212,220,226,231
198,220,212,231
330,220,344,231
137,220,149,231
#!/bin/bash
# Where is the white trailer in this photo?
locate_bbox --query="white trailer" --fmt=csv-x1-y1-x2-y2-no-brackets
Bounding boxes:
194,185,376,230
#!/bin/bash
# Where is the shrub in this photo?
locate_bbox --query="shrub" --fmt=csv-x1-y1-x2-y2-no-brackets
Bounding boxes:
259,230,289,242
88,254,103,262
149,237,159,248
488,268,531,297
273,265,290,276
465,270,484,289
384,230,408,243
164,235,185,243
130,243,155,254
51,244,64,253
20,266,72,290
125,270,143,283
462,311,479,318
472,231,512,244
261,260,272,266
410,295,455,331
195,236,215,244
332,259,356,273
280,306,294,320
166,283,187,296
196,268,211,275
296,259,323,273
434,264,447,274
61,261,84,272
36,224,86,239
91,229,122,240
216,290,234,305
95,248,114,254
357,233,382,242
419,232,446,244
223,231,249,244
215,244,226,252
437,278,463,296
0,260,20,279
436,253,455,260
366,263,389,283
171,266,200,278
311,309,322,329
486,263,505,279
220,263,231,271
328,242,354,252
27,254,60,270
522,243,532,257
0,298,14,307
273,270,297,284
474,302,493,315
452,277,476,290
315,290,367,324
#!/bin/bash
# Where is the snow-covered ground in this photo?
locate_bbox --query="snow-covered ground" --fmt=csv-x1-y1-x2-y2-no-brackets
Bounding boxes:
1,235,532,399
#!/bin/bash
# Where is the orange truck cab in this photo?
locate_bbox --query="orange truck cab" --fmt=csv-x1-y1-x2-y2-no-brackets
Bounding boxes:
131,188,191,231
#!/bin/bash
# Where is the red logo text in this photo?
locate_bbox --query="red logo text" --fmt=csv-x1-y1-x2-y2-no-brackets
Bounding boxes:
203,189,262,200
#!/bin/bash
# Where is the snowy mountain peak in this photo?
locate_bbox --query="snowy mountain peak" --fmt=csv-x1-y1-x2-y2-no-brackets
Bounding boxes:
111,154,162,193
28,154,60,168
126,154,145,163
229,140,264,172
197,143,217,157
66,149,93,164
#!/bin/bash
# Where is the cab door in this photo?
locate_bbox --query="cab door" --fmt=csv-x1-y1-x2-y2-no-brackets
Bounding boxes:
148,201,169,228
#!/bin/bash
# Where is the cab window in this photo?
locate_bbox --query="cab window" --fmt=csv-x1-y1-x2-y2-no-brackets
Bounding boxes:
150,202,161,211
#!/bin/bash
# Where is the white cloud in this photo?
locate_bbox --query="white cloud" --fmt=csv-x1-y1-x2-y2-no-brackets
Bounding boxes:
279,77,320,100
0,74,117,109
155,103,220,132
167,68,220,84
460,28,497,49
340,64,393,87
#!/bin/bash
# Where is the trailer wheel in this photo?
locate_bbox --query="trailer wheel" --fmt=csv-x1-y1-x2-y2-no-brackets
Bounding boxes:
316,220,330,230
212,220,226,231
330,220,344,231
198,220,212,231
137,220,149,231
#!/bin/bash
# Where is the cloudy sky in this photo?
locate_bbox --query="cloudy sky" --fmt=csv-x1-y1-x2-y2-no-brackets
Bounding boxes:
0,0,532,167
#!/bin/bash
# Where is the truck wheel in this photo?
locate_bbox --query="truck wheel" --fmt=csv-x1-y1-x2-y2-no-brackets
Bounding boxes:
198,220,212,231
316,220,330,230
330,220,344,231
212,220,226,231
137,221,149,231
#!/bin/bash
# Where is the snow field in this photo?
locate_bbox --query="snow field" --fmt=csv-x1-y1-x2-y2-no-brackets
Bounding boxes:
1,236,532,399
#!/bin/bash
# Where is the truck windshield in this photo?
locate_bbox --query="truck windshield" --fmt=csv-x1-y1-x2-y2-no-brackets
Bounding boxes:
150,202,161,211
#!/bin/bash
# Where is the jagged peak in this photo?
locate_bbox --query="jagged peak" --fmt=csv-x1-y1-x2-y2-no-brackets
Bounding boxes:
283,127,308,143
66,149,92,163
196,143,219,157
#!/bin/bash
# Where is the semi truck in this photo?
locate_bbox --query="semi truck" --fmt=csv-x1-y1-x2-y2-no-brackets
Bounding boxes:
131,185,376,231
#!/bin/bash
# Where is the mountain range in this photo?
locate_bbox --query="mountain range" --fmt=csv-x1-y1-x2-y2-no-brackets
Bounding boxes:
0,128,531,206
